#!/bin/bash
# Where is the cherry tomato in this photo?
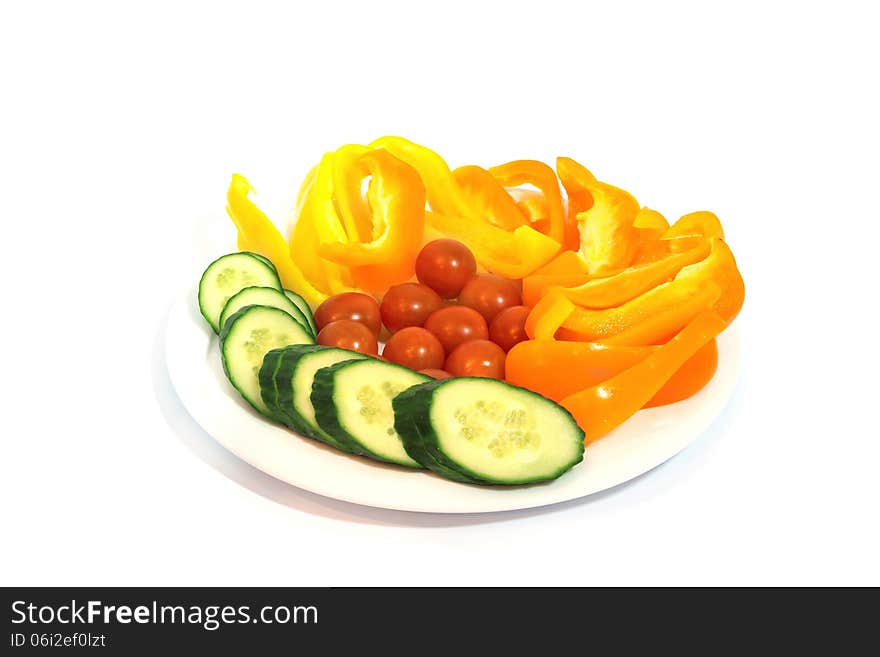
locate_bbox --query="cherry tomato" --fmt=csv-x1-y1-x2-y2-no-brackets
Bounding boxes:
418,368,453,380
458,274,522,322
488,305,531,352
445,339,506,379
316,319,379,355
380,283,443,333
415,239,477,298
423,305,489,354
314,292,381,336
382,327,445,371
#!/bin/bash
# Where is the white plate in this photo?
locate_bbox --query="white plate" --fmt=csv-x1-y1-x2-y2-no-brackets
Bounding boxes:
166,287,740,513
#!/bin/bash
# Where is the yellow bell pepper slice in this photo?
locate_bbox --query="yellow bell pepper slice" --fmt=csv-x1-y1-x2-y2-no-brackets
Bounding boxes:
226,174,327,308
369,135,473,218
426,212,560,279
318,148,426,293
489,160,566,246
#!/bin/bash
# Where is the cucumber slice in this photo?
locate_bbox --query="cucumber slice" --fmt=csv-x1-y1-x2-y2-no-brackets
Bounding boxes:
198,252,282,333
264,345,369,453
393,378,585,485
220,286,311,334
249,253,275,268
312,360,429,468
257,347,290,424
220,305,314,418
283,289,317,336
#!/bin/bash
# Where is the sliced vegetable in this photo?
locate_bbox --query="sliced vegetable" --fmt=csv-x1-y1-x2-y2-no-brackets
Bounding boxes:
393,377,585,484
561,311,727,443
198,252,282,333
227,174,328,307
267,345,369,452
219,286,311,334
219,305,314,417
283,289,317,336
312,359,429,467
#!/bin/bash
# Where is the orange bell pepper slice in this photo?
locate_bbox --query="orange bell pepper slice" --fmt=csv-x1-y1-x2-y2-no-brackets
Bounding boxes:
317,149,427,293
675,238,744,323
523,273,590,307
489,160,566,247
558,241,711,309
532,250,590,276
558,236,743,340
556,156,595,222
557,156,642,274
509,188,549,222
525,292,576,340
226,174,328,308
561,311,728,443
506,340,651,402
595,281,721,345
452,165,527,231
644,339,718,408
633,207,670,232
664,211,725,239
507,338,719,407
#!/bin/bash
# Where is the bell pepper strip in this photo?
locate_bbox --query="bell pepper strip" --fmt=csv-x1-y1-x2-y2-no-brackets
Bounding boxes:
317,149,427,293
226,173,328,308
556,273,716,342
633,207,669,232
561,311,728,443
674,237,744,323
557,241,711,309
522,272,590,307
509,188,549,222
664,210,725,239
596,281,721,346
452,165,527,230
532,250,590,276
489,160,566,247
506,340,652,402
576,181,640,276
525,292,576,341
305,153,357,294
644,339,718,408
368,136,473,218
631,234,704,265
331,144,376,242
556,156,596,223
426,211,560,279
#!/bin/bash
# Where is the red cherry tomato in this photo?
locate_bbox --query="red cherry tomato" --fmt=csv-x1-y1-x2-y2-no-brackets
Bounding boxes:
382,327,445,371
418,368,453,380
316,319,379,355
415,239,477,299
488,305,531,352
458,274,522,323
445,339,506,379
380,283,443,333
423,306,489,354
314,292,381,336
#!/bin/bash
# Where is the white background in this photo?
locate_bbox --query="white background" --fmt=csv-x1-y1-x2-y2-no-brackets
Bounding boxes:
1,0,878,585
